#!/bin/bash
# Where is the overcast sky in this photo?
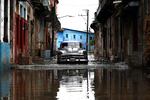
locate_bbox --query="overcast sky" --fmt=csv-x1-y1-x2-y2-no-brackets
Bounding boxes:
57,0,98,32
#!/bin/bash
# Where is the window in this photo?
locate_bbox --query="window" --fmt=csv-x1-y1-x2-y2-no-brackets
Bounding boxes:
20,5,26,19
73,35,76,39
20,5,23,17
66,34,68,38
24,8,26,19
90,36,92,40
80,35,82,39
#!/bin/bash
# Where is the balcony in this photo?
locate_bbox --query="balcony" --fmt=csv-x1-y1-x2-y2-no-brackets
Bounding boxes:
96,0,114,23
30,0,50,17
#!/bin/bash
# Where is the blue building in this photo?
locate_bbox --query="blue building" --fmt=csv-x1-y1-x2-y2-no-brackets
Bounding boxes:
57,28,94,51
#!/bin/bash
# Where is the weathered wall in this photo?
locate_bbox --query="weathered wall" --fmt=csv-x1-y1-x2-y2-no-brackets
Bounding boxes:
143,15,150,66
0,43,10,70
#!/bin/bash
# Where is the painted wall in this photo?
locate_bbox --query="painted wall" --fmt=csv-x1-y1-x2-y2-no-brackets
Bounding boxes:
13,1,30,64
0,43,10,70
57,28,94,51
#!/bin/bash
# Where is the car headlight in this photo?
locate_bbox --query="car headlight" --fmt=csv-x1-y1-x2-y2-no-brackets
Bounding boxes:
60,50,66,54
78,50,84,54
57,51,62,55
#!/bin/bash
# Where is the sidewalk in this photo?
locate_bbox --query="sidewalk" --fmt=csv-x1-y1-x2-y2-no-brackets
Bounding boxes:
28,53,129,69
43,56,57,64
88,53,129,68
32,56,57,65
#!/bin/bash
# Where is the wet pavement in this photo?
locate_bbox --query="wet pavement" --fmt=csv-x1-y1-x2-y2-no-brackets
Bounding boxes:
0,54,149,100
1,62,150,100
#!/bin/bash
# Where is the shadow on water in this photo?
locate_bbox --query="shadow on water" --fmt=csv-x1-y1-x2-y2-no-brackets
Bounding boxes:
0,65,11,100
1,65,150,100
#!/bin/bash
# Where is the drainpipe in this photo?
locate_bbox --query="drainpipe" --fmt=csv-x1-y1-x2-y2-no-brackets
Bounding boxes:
86,10,89,54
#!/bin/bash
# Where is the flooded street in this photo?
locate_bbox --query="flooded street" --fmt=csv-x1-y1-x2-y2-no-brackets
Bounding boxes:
1,64,150,100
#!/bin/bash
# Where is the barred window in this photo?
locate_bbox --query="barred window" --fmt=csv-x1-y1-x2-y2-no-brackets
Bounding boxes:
73,35,76,39
80,35,82,39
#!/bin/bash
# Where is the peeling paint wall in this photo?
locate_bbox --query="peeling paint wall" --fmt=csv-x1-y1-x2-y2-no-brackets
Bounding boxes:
0,43,10,69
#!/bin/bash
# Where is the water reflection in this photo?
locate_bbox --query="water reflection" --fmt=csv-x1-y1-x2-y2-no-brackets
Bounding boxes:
1,66,150,100
94,68,150,100
57,69,95,100
0,69,11,100
11,69,59,100
11,69,94,100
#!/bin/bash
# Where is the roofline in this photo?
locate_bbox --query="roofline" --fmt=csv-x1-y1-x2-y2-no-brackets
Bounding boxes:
60,28,94,34
62,41,81,42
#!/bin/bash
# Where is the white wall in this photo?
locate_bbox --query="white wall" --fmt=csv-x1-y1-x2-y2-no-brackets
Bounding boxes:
0,0,4,42
0,0,10,43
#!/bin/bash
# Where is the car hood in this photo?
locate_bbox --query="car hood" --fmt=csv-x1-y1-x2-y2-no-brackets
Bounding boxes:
62,47,80,53
65,48,80,52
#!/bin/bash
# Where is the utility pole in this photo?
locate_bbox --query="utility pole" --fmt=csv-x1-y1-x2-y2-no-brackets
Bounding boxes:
51,1,56,57
79,9,89,54
86,9,89,53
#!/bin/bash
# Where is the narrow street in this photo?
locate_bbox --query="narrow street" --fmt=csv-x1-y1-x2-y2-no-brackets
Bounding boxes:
1,0,150,100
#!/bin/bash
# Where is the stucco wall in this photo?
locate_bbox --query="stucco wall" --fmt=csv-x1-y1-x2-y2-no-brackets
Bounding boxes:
57,29,95,50
0,43,10,71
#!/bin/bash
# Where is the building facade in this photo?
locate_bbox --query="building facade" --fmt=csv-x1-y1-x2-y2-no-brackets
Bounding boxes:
1,0,60,65
12,1,31,64
91,0,150,67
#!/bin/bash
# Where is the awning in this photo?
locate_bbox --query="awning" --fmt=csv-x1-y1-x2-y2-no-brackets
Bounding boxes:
31,0,50,17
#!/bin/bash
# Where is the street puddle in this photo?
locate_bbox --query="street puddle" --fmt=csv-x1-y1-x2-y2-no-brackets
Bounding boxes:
1,67,150,100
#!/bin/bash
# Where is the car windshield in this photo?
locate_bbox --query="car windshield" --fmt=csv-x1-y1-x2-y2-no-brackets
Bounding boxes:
61,42,82,48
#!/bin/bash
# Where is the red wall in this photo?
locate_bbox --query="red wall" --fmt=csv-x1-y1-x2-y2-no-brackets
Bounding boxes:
14,13,28,64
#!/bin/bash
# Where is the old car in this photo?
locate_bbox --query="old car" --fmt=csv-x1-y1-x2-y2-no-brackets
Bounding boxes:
57,41,88,64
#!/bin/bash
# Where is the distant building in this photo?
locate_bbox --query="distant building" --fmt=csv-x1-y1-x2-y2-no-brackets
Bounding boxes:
57,28,95,51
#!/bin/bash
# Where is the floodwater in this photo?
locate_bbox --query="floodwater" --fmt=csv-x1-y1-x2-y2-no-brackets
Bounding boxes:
1,65,150,100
